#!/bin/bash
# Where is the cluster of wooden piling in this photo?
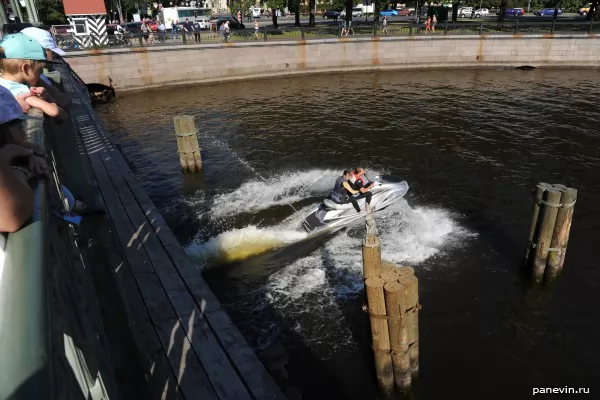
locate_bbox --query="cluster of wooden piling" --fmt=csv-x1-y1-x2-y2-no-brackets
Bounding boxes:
525,182,577,283
173,115,202,172
363,228,420,394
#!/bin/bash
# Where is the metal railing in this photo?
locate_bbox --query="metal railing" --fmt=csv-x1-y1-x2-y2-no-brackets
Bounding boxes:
55,21,600,51
0,108,49,400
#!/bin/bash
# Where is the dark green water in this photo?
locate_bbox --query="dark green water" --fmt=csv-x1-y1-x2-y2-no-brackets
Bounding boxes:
98,68,600,399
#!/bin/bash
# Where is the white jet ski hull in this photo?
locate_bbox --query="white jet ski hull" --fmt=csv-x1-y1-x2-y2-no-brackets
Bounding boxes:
302,181,409,232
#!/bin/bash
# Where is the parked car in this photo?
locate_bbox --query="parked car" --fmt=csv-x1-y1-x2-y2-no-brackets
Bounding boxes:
197,17,211,29
474,8,489,17
123,22,142,33
340,7,363,18
458,7,473,17
380,9,399,17
535,8,563,16
323,10,341,19
398,9,413,16
211,16,245,30
504,8,524,16
143,20,158,31
578,3,591,15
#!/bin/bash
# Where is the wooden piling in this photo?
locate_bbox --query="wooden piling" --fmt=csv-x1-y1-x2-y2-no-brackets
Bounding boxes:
173,115,202,173
380,270,399,282
383,281,411,392
524,183,551,266
365,276,394,395
532,189,562,283
545,188,577,280
399,274,419,379
362,235,382,280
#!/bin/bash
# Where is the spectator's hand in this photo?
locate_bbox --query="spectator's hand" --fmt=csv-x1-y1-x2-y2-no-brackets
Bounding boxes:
15,93,33,113
0,144,34,164
30,86,45,96
27,154,51,180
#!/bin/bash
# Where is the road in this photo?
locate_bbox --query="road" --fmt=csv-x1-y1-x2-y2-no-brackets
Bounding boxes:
248,12,587,27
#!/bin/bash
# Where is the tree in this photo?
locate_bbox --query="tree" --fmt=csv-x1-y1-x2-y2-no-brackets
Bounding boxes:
230,0,254,20
288,0,301,26
345,0,353,24
374,0,387,21
309,0,315,26
37,0,67,25
266,0,287,28
498,0,508,21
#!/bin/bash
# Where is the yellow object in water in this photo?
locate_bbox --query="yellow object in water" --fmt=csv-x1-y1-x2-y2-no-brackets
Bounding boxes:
211,238,283,265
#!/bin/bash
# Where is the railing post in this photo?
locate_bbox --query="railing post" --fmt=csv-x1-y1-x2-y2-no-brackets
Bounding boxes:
589,21,593,34
373,21,377,37
409,20,413,36
300,25,305,40
444,20,448,35
264,25,267,41
183,30,187,44
138,33,144,47
551,20,556,34
479,22,483,35
514,20,519,34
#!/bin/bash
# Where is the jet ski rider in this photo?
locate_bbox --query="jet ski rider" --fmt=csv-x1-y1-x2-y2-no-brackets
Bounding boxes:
330,169,374,213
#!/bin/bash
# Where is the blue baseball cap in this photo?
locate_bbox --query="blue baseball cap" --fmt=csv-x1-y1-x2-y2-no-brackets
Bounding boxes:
0,33,49,62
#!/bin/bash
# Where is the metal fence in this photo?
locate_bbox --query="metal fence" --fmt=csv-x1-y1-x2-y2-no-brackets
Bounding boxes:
56,21,600,51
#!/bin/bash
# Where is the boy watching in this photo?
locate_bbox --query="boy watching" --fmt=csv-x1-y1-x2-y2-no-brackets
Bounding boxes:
21,27,72,109
0,33,66,120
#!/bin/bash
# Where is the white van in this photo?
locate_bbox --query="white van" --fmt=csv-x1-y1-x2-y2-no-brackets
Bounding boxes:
251,7,263,18
340,7,363,18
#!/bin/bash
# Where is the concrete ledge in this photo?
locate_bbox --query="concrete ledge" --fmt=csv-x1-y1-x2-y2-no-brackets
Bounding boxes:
65,34,600,92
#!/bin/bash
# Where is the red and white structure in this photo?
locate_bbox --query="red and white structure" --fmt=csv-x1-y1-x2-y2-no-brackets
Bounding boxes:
63,0,108,48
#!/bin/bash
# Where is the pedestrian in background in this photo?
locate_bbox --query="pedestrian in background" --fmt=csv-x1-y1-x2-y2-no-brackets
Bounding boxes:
254,19,260,39
158,20,166,42
193,21,201,43
382,16,388,34
171,19,178,39
140,21,150,43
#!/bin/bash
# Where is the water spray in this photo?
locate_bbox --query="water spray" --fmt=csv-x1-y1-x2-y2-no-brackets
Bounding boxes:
196,128,301,215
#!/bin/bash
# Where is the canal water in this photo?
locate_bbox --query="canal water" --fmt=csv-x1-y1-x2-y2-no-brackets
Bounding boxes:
97,68,600,400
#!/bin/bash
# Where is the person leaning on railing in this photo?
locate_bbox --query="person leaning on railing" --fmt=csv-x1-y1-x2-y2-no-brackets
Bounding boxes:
0,87,35,233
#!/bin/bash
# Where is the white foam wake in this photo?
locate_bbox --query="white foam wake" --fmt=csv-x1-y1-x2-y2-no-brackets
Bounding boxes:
262,199,476,354
210,168,340,218
186,224,308,267
183,169,474,354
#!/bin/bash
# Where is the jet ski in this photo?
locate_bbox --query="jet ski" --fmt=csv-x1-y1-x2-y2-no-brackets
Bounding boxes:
302,179,409,232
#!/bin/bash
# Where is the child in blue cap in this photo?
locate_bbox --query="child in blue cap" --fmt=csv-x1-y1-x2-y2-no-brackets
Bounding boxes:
0,33,66,120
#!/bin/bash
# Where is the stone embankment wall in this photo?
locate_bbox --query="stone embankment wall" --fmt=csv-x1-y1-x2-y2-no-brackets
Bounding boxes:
65,35,600,92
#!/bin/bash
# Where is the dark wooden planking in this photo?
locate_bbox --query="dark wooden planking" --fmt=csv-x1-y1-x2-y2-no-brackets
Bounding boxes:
87,151,218,400
66,66,284,400
73,158,183,399
100,151,252,400
111,146,285,399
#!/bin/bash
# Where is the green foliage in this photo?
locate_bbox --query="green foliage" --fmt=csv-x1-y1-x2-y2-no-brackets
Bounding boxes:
36,0,67,25
230,0,255,14
266,0,289,10
329,0,347,10
288,0,302,12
